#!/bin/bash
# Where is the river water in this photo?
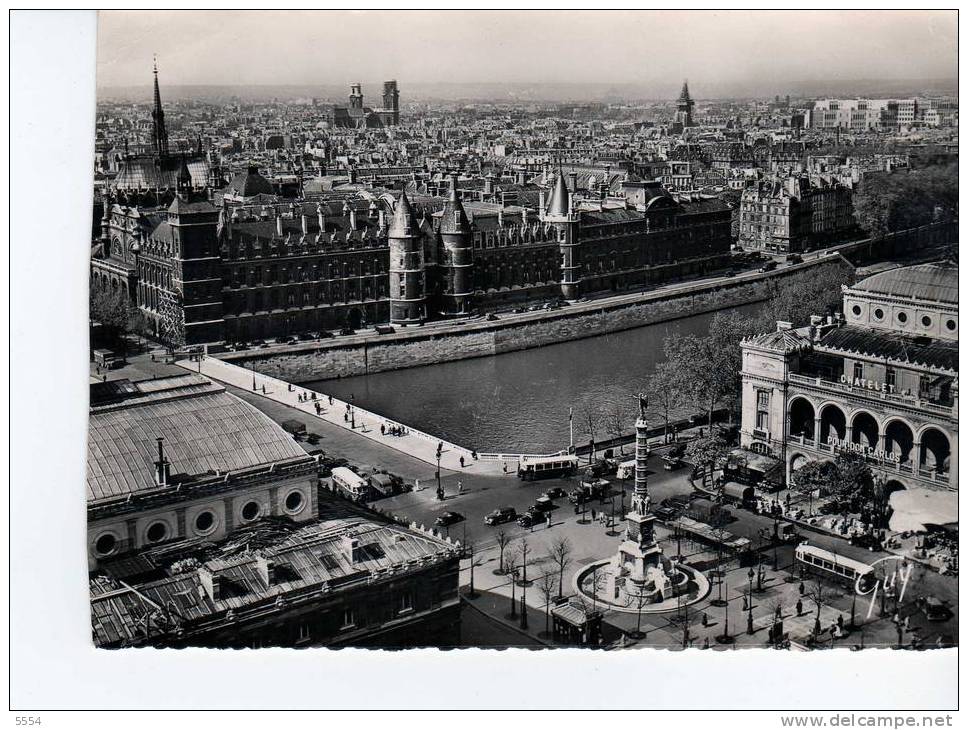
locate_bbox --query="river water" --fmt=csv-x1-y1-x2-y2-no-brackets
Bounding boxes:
307,304,761,454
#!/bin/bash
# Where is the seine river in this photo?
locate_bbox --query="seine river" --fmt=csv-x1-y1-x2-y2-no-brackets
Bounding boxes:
307,304,761,454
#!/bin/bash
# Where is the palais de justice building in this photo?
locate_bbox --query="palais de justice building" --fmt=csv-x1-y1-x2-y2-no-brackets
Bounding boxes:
740,263,958,507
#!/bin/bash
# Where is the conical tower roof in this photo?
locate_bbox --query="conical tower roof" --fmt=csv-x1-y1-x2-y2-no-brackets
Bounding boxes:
679,80,691,101
545,171,570,217
439,175,471,235
388,189,417,237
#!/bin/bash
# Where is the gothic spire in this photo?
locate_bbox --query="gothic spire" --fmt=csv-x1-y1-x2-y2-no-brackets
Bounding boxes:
151,56,170,158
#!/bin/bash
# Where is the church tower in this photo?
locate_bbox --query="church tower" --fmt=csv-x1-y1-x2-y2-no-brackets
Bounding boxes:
540,171,581,301
674,80,695,131
349,83,364,112
438,174,474,317
151,57,170,158
388,190,426,324
382,80,400,125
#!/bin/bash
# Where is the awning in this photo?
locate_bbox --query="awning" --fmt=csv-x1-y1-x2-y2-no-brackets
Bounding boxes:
888,488,958,533
729,448,780,473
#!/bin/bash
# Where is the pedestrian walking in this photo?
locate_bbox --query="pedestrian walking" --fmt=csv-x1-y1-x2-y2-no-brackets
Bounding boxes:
701,612,708,627
380,424,385,435
591,508,596,520
546,512,552,528
261,385,266,394
796,598,803,616
459,455,465,468
315,402,321,415
798,581,805,595
328,395,333,405
502,463,508,475
457,480,463,494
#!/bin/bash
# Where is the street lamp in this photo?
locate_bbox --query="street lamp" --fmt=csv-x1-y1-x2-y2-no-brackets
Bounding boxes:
746,588,754,635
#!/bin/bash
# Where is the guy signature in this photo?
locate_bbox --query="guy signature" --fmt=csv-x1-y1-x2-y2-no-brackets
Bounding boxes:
854,555,913,620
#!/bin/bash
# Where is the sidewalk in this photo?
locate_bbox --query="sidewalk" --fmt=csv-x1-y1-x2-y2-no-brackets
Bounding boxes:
179,356,509,476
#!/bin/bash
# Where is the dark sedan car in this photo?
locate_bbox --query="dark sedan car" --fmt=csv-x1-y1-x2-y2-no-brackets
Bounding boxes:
435,511,466,528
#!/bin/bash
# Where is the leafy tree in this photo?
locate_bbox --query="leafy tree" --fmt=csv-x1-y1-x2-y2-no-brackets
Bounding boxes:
754,263,854,330
788,459,838,516
685,431,729,488
852,163,958,238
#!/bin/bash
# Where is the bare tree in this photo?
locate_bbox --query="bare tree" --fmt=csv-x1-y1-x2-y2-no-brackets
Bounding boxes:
537,570,557,637
579,405,601,464
648,363,684,444
550,536,573,598
496,530,511,574
517,537,532,587
465,542,483,599
604,401,629,455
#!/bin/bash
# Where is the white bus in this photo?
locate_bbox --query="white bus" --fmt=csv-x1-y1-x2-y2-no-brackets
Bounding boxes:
517,454,578,481
794,544,874,590
331,467,370,501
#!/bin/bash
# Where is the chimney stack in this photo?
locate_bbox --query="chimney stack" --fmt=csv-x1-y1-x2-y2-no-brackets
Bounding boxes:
568,172,578,192
275,210,284,237
301,212,309,236
317,203,326,233
342,535,362,564
256,556,276,587
198,567,223,602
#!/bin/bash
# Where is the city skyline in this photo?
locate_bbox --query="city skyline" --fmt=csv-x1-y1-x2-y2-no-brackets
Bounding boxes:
97,10,957,93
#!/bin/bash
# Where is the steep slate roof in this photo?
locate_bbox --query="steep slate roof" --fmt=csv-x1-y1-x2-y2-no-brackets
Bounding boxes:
87,374,307,503
224,166,275,197
817,325,958,373
850,262,958,306
546,172,570,216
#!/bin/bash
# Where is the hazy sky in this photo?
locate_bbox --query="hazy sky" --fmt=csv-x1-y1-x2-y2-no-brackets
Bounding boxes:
97,10,957,90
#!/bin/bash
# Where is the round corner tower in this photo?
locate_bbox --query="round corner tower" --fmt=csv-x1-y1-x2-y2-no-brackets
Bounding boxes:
540,171,581,301
388,190,426,324
438,174,474,317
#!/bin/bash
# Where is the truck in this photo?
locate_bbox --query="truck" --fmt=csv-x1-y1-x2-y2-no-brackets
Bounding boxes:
568,479,609,505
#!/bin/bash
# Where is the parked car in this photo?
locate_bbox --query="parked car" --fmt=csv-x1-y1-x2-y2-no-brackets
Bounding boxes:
542,487,566,500
484,507,517,526
759,260,778,273
317,330,334,339
435,511,465,528
532,496,555,513
787,254,803,264
653,506,678,521
251,339,268,348
486,313,499,321
920,596,952,622
374,325,395,335
339,328,355,336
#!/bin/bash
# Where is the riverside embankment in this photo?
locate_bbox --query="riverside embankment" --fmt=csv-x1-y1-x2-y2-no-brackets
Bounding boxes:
221,252,853,383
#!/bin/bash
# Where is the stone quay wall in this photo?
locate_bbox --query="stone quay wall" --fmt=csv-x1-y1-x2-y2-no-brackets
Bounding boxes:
222,254,853,383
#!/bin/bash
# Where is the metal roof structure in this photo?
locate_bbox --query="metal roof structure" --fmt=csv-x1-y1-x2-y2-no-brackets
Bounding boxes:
850,262,958,306
87,374,307,504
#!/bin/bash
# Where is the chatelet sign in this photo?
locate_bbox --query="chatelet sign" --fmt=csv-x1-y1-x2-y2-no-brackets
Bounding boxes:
840,374,897,394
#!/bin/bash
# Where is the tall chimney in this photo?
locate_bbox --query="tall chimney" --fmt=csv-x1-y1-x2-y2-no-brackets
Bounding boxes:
301,212,309,235
275,210,283,237
568,172,578,192
154,437,170,486
317,203,326,233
